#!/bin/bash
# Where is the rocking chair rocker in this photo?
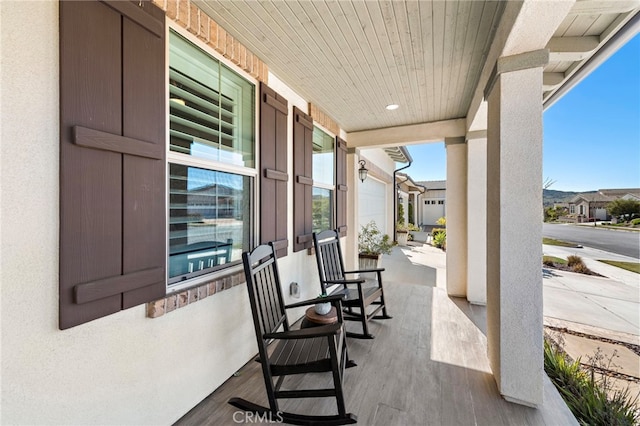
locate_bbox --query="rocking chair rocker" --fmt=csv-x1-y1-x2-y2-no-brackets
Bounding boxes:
229,242,357,425
313,230,392,339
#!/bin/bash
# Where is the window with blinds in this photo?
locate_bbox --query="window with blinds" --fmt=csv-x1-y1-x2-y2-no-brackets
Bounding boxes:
312,126,335,232
169,31,254,167
168,30,256,286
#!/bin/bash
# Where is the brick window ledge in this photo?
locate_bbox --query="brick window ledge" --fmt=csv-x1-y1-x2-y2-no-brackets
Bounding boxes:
147,271,245,318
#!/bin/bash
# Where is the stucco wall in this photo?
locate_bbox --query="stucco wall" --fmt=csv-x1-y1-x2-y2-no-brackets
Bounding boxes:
420,188,447,225
0,2,319,424
358,148,395,236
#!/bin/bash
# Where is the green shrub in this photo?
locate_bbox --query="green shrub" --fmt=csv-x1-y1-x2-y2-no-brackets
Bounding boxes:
432,230,446,250
566,255,594,274
544,337,640,425
631,218,640,226
358,221,393,255
397,222,420,232
544,339,587,400
567,255,584,267
431,228,445,237
572,262,592,274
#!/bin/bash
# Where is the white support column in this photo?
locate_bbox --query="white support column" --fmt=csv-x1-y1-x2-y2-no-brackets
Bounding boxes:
467,134,487,305
485,50,547,407
445,137,468,297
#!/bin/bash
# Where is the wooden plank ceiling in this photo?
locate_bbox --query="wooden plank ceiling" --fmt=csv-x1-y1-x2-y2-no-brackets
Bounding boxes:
195,0,505,132
195,0,639,133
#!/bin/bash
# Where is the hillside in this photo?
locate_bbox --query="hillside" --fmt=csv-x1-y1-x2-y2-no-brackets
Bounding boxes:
543,189,589,207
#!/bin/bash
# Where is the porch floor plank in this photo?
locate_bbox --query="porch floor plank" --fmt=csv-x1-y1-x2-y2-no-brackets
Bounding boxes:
175,245,577,425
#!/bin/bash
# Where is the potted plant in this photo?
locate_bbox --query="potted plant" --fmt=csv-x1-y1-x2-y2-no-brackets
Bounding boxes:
358,221,393,270
396,224,409,246
314,293,331,315
395,222,418,246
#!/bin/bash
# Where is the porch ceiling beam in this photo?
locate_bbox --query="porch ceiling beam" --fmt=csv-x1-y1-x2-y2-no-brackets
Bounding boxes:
543,72,565,89
346,118,466,148
465,0,575,133
569,0,640,15
547,36,600,61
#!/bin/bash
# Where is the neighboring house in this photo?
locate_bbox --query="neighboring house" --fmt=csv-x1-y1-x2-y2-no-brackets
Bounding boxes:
395,172,425,226
417,180,447,226
2,0,638,424
569,192,613,221
568,188,640,221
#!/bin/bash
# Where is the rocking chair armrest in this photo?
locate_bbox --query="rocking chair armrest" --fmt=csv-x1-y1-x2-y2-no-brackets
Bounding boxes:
284,294,344,309
324,278,365,286
344,268,385,274
264,323,342,340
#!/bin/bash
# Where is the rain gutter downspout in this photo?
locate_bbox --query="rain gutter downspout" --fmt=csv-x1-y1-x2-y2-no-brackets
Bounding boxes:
393,146,413,242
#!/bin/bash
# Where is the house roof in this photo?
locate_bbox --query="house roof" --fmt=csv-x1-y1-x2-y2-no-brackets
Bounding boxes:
570,192,613,203
570,188,640,204
416,180,447,191
396,172,425,193
623,193,640,201
384,146,412,164
599,188,640,197
195,0,640,140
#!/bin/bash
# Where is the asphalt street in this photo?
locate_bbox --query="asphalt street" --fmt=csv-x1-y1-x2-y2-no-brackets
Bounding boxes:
542,223,640,259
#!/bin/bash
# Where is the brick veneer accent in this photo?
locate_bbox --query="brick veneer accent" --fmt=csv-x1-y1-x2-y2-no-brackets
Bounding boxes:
309,103,340,136
147,270,246,318
152,0,268,83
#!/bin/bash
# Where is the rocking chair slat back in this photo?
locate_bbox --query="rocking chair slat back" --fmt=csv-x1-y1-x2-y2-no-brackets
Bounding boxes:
316,230,347,290
312,229,392,339
244,245,287,338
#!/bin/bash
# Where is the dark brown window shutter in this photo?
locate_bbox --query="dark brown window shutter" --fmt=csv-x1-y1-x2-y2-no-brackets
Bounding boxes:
293,107,314,252
335,136,348,237
260,83,289,257
59,0,166,329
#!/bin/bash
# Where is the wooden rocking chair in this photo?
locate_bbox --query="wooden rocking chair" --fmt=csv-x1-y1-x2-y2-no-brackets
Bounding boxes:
313,230,392,339
229,242,357,425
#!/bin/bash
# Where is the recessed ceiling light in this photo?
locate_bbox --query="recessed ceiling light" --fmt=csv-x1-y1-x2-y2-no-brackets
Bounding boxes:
385,104,399,111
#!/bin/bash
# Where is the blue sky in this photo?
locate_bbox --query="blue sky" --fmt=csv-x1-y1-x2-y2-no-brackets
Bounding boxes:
402,34,640,193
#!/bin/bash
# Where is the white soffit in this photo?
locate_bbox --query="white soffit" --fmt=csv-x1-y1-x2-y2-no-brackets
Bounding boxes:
195,0,639,136
195,0,505,132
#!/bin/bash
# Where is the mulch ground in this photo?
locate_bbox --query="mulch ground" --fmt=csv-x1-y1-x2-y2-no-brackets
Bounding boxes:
543,262,605,277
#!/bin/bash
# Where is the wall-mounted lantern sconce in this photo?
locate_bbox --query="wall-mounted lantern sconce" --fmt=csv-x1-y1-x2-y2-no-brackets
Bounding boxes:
358,160,368,182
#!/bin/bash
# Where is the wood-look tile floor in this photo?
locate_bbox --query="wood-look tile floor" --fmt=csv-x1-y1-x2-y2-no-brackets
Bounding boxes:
175,245,576,425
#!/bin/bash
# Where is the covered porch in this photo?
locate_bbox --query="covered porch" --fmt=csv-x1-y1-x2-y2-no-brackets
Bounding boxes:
175,244,576,425
2,0,639,424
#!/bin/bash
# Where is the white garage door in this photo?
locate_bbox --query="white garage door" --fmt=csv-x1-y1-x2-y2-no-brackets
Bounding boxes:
358,177,387,234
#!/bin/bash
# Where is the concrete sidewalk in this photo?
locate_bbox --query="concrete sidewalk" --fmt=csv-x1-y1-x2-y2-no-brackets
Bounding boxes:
543,244,639,338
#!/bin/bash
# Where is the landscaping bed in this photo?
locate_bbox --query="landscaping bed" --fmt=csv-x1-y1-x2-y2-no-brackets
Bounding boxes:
543,255,604,277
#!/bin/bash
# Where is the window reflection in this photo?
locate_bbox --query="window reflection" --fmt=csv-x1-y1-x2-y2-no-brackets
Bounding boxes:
168,164,252,282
